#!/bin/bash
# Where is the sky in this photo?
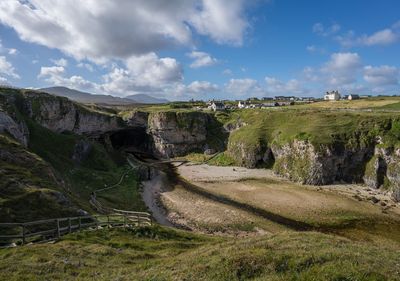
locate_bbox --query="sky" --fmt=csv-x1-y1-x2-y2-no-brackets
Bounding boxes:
0,0,399,101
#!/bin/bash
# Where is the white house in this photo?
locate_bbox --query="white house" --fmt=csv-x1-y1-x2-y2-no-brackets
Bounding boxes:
324,90,341,101
210,102,225,111
238,101,249,108
348,94,360,100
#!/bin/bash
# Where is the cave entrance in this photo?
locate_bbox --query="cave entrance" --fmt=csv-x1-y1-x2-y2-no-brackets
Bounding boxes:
109,128,152,153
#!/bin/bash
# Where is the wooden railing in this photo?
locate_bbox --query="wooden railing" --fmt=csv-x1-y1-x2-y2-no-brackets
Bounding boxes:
0,213,151,247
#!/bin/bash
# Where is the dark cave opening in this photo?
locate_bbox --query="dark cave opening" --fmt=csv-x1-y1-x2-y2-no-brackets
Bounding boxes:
109,128,152,153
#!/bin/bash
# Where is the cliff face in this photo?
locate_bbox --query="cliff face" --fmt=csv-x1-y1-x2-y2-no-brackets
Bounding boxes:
23,91,123,135
271,140,372,185
0,90,125,148
363,147,400,201
147,111,213,158
0,111,29,146
225,123,400,201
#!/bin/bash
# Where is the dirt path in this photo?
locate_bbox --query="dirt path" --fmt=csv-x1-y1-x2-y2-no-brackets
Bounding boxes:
141,170,174,227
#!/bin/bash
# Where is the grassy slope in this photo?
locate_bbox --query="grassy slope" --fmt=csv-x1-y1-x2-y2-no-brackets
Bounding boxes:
0,87,147,223
0,227,399,281
230,109,400,146
0,134,78,222
26,119,146,212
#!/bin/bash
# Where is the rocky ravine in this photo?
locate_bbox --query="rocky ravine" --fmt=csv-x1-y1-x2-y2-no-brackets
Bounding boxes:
2,89,399,202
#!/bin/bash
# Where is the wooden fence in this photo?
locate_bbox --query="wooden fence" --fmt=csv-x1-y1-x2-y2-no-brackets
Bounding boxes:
0,213,151,247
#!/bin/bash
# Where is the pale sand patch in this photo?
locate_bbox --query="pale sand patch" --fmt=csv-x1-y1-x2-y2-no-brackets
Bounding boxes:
141,167,284,235
177,163,400,218
178,163,275,182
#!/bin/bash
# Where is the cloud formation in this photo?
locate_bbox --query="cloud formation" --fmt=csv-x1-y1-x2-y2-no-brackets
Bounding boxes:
335,24,399,47
187,51,218,68
363,65,399,86
0,55,19,79
225,78,264,97
0,0,249,63
321,52,362,87
187,81,219,94
265,77,308,96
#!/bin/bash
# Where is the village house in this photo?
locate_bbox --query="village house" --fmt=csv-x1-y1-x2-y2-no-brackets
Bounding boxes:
324,90,341,101
348,94,360,100
209,101,225,111
238,101,249,109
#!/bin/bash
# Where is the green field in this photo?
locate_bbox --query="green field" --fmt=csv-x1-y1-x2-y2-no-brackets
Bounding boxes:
0,226,399,281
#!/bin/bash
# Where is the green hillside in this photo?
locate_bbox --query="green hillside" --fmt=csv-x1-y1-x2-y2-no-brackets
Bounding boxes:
0,226,399,281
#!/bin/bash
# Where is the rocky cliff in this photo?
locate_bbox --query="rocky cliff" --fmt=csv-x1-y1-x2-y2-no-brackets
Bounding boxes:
0,89,125,148
224,115,400,201
23,91,123,135
147,111,218,158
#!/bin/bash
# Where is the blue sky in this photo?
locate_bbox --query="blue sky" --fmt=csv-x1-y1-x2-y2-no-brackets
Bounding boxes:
0,0,399,100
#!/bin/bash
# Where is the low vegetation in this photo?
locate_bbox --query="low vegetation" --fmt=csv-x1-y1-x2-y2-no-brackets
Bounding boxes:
0,226,399,280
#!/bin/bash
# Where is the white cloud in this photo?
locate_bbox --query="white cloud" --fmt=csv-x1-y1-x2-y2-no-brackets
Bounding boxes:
187,81,219,94
336,25,399,47
0,56,19,79
189,0,248,46
77,62,94,72
306,45,326,54
101,53,183,96
225,78,264,97
363,65,399,86
51,58,68,67
0,0,250,63
222,69,233,75
0,39,18,56
0,76,8,84
360,29,398,46
265,77,308,96
8,48,17,55
321,52,362,86
38,52,183,97
187,51,218,68
312,23,341,36
38,65,98,91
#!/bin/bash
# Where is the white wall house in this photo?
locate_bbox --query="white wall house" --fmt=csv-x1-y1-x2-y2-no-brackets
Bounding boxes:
238,101,248,109
210,102,225,111
324,90,341,101
348,94,360,100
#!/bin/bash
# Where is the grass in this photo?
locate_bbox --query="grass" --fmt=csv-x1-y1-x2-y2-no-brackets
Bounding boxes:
208,152,236,166
0,134,78,222
95,170,147,211
0,87,148,222
0,226,399,280
18,113,151,213
296,97,400,109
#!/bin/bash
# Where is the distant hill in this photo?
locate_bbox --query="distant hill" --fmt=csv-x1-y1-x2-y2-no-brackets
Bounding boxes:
40,86,137,105
125,94,169,104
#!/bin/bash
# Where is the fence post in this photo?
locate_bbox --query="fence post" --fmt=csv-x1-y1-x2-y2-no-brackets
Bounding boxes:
68,218,71,234
78,217,81,230
137,214,140,227
124,215,127,228
56,219,60,239
21,224,26,245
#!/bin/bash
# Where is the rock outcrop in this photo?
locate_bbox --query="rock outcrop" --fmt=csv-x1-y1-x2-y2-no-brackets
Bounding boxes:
271,140,372,185
364,147,400,201
0,111,29,146
147,111,213,158
23,91,123,135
